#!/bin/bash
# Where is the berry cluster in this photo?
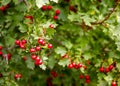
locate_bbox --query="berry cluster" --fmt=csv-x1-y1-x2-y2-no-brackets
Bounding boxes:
68,62,83,69
0,46,11,60
99,64,115,73
15,38,53,66
14,73,22,80
0,4,10,11
79,74,91,84
50,71,58,78
41,5,61,20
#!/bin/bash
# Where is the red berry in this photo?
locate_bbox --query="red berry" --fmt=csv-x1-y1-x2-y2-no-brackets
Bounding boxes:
55,9,60,15
21,39,27,44
0,46,3,50
35,56,40,61
41,41,46,46
19,74,22,78
41,5,47,11
77,63,82,68
69,5,74,11
48,43,53,49
72,62,76,67
20,43,26,49
99,67,104,73
31,54,37,60
0,6,6,11
25,15,33,21
22,56,27,61
14,74,19,79
53,15,58,20
49,24,54,29
0,51,2,56
38,39,45,46
38,39,43,44
47,5,52,10
83,65,87,70
68,64,73,69
36,46,41,51
79,74,84,79
112,81,117,86
7,53,11,60
86,79,90,84
30,48,36,53
109,65,114,71
85,75,90,80
35,59,43,66
15,40,20,45
105,67,110,73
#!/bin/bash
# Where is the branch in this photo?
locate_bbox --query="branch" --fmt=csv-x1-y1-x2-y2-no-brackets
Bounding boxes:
91,1,119,25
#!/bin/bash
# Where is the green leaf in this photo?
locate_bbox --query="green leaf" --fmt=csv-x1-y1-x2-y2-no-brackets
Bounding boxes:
1,0,11,5
83,53,92,60
104,75,113,85
39,64,46,70
58,59,69,67
18,24,27,33
55,47,67,56
116,63,120,71
47,57,56,69
62,40,73,49
36,0,49,8
26,59,35,70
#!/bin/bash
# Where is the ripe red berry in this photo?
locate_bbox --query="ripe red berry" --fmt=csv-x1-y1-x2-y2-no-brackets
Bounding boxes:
41,5,47,11
49,24,54,29
20,44,26,49
0,46,3,50
79,74,84,79
99,67,104,73
72,62,76,67
86,79,90,84
109,65,114,71
38,39,45,46
7,53,11,60
0,51,2,56
35,59,43,66
0,6,6,11
85,75,90,80
21,39,27,44
53,15,58,20
30,48,36,53
105,67,110,73
36,46,41,51
31,54,37,60
19,74,22,78
25,15,33,21
14,74,19,79
112,81,117,86
55,9,60,15
47,5,52,10
68,64,73,69
48,43,53,49
77,63,82,68
38,39,43,44
22,56,27,61
15,40,20,45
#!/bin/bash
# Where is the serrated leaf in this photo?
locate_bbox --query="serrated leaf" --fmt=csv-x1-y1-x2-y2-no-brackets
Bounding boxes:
1,0,11,5
55,47,67,56
36,0,49,8
58,59,69,67
104,75,112,85
26,59,35,70
18,24,27,33
39,64,46,70
62,40,73,49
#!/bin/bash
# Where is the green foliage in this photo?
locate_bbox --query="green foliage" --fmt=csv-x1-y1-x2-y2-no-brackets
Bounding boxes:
0,0,120,86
